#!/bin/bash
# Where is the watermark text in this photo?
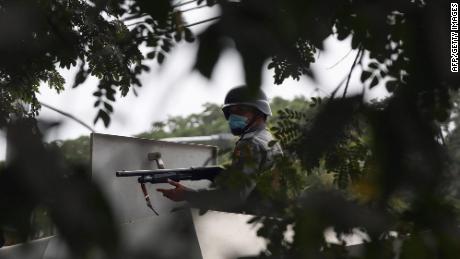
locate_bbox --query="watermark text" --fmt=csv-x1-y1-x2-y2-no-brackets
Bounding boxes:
452,3,459,72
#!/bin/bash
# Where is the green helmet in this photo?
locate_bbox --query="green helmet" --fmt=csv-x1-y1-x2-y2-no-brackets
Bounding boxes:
222,86,272,119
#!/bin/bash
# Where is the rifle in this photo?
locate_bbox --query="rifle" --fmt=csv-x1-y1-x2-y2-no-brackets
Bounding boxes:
115,154,224,216
116,166,224,184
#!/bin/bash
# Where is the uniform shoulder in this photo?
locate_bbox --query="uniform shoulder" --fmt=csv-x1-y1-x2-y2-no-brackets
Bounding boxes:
252,129,283,158
251,128,277,148
235,137,259,151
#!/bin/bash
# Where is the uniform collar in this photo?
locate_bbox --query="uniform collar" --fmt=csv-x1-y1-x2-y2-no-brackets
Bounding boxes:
239,124,266,140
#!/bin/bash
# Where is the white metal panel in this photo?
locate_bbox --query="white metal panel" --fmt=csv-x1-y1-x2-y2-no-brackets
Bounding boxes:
90,133,217,223
90,133,217,259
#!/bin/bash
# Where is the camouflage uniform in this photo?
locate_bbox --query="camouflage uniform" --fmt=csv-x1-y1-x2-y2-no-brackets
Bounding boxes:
184,124,283,212
232,125,283,174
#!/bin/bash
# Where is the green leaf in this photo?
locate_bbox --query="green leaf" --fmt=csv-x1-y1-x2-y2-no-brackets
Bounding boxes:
193,24,224,78
141,65,150,72
184,28,195,43
206,0,216,6
104,102,113,113
161,43,171,52
147,37,159,47
136,0,171,26
72,68,88,88
94,110,111,127
386,81,397,92
105,91,116,102
360,71,372,83
368,62,379,69
146,51,156,59
106,87,116,96
370,76,379,88
157,52,165,64
174,32,182,42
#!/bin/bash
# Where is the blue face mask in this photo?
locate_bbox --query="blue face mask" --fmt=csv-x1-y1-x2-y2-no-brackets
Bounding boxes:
228,114,249,135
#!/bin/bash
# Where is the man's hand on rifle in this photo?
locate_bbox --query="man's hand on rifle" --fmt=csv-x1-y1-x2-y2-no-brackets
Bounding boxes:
156,179,192,202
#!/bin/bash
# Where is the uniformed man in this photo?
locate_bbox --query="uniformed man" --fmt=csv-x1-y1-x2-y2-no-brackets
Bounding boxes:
157,86,283,212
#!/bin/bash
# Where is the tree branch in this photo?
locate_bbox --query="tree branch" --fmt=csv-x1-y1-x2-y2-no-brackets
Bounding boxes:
172,0,198,8
183,16,220,28
40,102,96,133
342,46,363,98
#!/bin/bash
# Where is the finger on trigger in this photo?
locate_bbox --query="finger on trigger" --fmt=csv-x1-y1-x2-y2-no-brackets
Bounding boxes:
167,179,180,186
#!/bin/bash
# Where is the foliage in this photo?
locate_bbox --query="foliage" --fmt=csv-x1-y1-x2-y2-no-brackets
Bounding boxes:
1,119,118,258
253,94,456,258
136,103,229,139
0,0,194,127
190,0,460,258
49,135,92,168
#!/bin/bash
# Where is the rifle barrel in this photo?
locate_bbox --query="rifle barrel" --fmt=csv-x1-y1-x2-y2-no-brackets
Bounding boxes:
115,166,223,183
